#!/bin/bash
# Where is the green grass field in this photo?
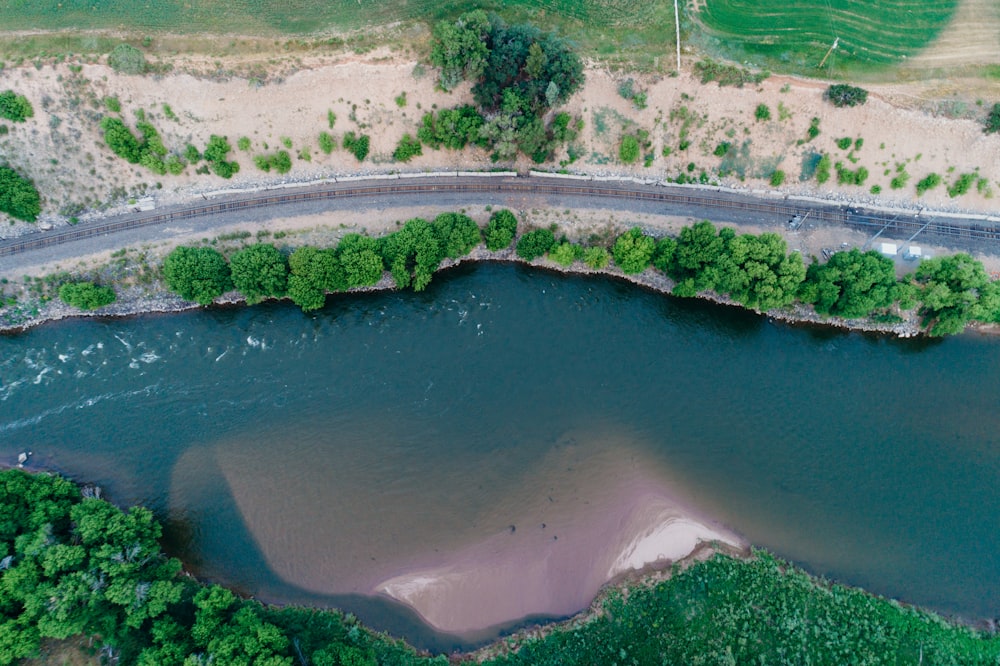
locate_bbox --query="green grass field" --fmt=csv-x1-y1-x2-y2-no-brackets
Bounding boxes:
694,0,960,75
0,0,678,68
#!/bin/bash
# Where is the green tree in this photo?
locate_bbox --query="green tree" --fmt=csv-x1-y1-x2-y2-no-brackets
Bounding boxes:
378,218,443,291
100,117,144,163
485,209,518,251
914,253,994,335
429,10,491,91
0,166,41,222
58,282,116,310
337,234,384,287
417,106,485,150
612,227,656,274
800,249,898,318
583,246,610,270
716,233,805,310
229,243,289,304
287,247,346,312
549,241,582,267
0,91,33,122
342,132,370,162
203,135,239,178
433,212,481,259
162,246,232,305
515,228,555,260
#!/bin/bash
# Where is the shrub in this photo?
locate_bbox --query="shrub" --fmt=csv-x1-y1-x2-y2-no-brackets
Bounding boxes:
582,246,610,269
826,84,868,107
815,154,832,184
393,134,423,162
890,170,910,190
253,150,292,174
836,137,852,150
237,136,251,151
915,173,941,196
103,95,121,113
184,144,201,162
806,117,821,141
0,165,41,222
229,243,288,304
754,104,770,121
984,103,1000,134
327,110,336,129
516,228,556,260
694,59,769,87
549,242,582,266
0,90,33,122
485,209,518,251
417,106,485,150
713,142,730,157
108,43,147,74
203,135,239,178
58,282,116,310
947,172,977,198
318,131,335,154
612,227,656,274
99,117,144,163
163,246,232,304
770,170,786,187
343,132,370,162
619,135,640,164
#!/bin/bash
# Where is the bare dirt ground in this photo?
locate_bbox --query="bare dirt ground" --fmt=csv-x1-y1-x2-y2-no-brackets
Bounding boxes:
0,45,998,243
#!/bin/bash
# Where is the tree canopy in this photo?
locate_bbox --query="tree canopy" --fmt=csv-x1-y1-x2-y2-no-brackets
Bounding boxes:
612,227,656,274
229,243,289,304
485,209,518,251
162,246,232,305
800,249,898,318
914,253,1000,335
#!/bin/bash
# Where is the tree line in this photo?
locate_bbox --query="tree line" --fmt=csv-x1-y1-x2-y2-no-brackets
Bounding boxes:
56,210,999,337
2,468,998,665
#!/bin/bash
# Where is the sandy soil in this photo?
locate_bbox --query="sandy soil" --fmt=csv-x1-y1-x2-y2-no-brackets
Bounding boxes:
202,423,742,636
0,47,998,245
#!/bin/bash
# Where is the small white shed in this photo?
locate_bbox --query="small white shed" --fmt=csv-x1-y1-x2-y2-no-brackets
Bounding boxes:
879,242,898,257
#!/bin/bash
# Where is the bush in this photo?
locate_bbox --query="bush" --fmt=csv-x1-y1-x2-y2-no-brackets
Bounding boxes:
754,103,771,121
485,209,518,250
947,172,977,198
836,137,852,150
806,117,821,141
890,170,910,190
985,103,1000,134
516,228,556,260
58,282,116,310
915,173,942,196
770,170,786,187
713,142,731,157
254,150,292,174
100,117,143,163
103,95,121,112
826,84,868,107
694,59,769,87
0,90,33,122
549,241,582,266
393,134,423,162
237,136,251,151
582,246,610,269
343,132,370,162
815,154,832,184
417,106,485,150
229,243,288,304
163,246,232,304
203,135,239,178
619,135,640,164
0,165,41,222
612,227,656,274
318,131,335,154
108,43,147,74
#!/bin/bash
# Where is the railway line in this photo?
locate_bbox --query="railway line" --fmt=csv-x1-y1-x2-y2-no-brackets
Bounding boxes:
2,175,999,259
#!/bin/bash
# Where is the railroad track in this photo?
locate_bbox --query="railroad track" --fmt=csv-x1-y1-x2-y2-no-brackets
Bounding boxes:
1,177,998,258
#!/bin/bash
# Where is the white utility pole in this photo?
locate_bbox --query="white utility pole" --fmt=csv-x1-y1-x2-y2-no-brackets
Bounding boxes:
674,0,682,71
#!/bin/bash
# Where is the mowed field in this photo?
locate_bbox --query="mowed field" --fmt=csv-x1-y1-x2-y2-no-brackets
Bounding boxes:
693,0,962,74
0,0,677,65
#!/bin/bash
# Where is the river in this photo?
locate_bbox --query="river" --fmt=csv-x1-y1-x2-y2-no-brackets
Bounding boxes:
2,262,999,651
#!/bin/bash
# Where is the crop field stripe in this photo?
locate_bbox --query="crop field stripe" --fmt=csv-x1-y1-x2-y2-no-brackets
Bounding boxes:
2,177,998,259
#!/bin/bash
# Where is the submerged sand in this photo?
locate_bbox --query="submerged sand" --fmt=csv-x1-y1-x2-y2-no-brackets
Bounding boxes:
190,422,743,635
